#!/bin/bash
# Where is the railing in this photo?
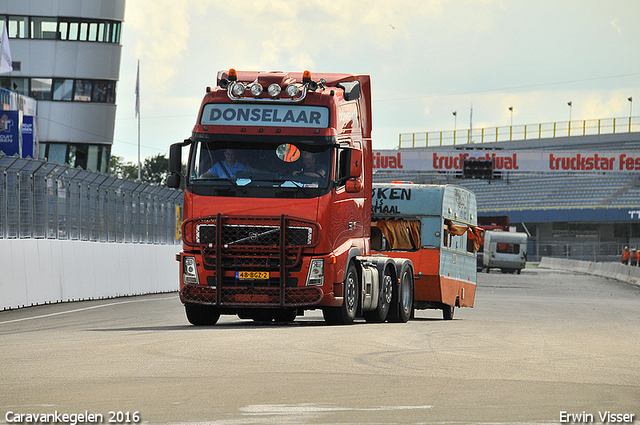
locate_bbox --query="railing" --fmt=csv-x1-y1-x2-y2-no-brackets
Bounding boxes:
528,241,627,263
0,153,183,244
399,116,640,148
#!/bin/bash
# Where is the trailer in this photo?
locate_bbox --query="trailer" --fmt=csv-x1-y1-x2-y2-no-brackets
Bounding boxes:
371,183,481,319
483,230,527,274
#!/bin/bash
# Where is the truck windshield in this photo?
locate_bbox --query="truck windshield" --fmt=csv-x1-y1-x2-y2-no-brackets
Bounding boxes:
188,136,333,191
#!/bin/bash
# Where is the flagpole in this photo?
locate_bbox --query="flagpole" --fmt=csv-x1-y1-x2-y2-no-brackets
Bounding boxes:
136,59,141,181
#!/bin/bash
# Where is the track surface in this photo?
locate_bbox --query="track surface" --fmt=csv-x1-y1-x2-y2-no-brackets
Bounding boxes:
1,267,639,424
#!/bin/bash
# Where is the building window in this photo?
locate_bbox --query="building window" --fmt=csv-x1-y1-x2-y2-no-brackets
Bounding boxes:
42,143,111,174
31,78,53,100
2,16,121,44
0,77,29,96
46,144,68,166
30,17,58,39
74,80,93,101
53,79,74,101
67,22,79,41
92,81,115,103
6,16,29,38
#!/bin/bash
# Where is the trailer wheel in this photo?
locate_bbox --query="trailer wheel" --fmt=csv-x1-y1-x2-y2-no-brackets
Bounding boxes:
323,262,359,325
185,304,220,326
442,305,455,320
389,262,413,323
363,266,393,323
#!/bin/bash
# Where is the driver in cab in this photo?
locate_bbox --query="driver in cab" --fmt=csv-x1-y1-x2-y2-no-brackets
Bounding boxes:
201,149,246,178
292,151,326,178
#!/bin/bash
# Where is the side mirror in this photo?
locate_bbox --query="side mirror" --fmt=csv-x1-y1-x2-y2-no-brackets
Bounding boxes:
349,149,362,179
169,143,182,174
345,179,362,193
167,173,181,189
167,142,183,188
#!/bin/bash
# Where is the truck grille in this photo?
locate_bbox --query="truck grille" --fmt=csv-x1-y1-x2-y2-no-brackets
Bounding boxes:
196,222,313,247
182,214,319,269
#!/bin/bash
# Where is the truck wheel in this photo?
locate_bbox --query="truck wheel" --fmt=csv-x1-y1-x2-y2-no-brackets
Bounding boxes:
185,303,220,326
389,262,413,323
323,262,359,325
442,305,455,320
363,266,393,323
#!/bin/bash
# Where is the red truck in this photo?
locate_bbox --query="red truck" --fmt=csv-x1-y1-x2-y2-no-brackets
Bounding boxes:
168,69,414,325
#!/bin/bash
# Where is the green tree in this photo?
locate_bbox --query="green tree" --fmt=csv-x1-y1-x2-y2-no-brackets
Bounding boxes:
109,155,138,180
141,153,170,185
110,154,179,186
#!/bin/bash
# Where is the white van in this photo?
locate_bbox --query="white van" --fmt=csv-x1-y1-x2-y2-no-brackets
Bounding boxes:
483,231,527,274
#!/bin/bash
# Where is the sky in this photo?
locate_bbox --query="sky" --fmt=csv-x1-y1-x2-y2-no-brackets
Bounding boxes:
112,0,640,163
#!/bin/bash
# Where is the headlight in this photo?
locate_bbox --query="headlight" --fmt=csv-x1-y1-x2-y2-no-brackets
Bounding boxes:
306,258,324,286
267,83,281,98
231,82,246,97
286,84,301,98
249,82,263,97
183,256,199,285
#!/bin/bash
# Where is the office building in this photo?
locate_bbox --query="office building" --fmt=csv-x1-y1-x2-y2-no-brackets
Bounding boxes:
0,0,125,173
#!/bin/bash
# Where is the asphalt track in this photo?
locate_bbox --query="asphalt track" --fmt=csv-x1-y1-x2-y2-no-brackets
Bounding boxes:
1,266,639,425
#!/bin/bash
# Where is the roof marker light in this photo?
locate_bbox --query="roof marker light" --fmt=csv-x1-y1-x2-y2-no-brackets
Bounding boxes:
231,82,246,97
286,84,300,98
228,68,238,81
268,83,281,98
249,82,263,97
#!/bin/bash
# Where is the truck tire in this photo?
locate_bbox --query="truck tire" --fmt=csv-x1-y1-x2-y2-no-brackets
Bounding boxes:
323,262,359,325
389,262,413,323
185,303,220,326
363,266,393,323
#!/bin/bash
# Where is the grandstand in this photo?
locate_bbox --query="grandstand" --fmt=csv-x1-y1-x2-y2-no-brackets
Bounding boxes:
373,122,640,262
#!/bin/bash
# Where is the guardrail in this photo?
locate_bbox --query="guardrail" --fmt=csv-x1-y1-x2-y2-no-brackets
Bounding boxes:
538,257,640,288
0,153,183,244
399,116,640,148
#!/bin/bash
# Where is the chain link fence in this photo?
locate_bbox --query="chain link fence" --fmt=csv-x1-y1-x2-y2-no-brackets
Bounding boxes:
0,154,183,244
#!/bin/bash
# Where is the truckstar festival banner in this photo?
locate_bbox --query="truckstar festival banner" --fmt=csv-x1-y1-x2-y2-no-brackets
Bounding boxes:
372,150,640,173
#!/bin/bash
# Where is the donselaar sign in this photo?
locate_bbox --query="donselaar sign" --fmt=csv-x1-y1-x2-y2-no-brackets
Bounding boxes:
373,150,640,173
201,104,329,128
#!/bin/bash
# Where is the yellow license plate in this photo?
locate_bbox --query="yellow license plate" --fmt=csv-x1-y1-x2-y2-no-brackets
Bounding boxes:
236,271,269,280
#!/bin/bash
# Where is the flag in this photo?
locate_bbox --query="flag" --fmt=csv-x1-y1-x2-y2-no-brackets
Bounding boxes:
135,60,140,117
0,22,13,74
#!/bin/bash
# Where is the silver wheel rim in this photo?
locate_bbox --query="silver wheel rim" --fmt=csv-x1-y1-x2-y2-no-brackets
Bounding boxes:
345,273,357,314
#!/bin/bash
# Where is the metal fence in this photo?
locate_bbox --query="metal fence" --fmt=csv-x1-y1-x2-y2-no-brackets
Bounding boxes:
0,154,183,244
528,241,626,263
399,116,640,148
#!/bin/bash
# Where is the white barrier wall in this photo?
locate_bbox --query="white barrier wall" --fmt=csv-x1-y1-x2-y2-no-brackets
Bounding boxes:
538,257,640,288
1,239,181,310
